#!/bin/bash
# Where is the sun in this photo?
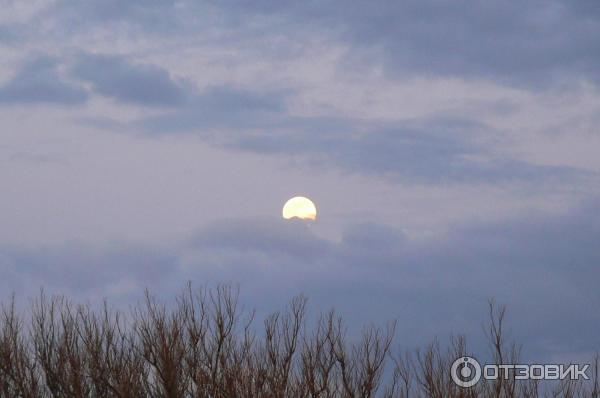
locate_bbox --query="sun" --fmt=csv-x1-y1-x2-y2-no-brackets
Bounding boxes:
282,196,317,220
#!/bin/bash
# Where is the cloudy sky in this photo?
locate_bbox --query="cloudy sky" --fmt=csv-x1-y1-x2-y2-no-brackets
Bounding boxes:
1,0,599,361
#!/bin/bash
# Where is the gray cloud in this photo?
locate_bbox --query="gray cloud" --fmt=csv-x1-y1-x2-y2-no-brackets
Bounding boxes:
138,85,287,133
216,0,600,88
138,105,591,184
192,218,331,261
9,1,600,89
0,24,21,44
69,53,282,111
2,50,590,186
0,242,177,305
42,49,589,185
60,49,579,185
3,0,596,186
46,0,207,36
2,200,599,360
41,0,600,88
71,53,191,106
0,56,88,105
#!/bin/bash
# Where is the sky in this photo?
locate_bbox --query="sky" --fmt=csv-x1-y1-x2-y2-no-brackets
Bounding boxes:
1,0,599,362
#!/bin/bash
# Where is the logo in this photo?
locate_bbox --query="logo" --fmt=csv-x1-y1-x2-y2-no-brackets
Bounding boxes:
451,357,590,388
451,356,482,388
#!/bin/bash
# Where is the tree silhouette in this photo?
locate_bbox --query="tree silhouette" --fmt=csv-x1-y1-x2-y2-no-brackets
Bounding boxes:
0,286,597,398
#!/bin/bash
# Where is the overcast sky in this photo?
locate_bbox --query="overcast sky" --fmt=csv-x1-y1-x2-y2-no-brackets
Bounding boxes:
1,0,599,361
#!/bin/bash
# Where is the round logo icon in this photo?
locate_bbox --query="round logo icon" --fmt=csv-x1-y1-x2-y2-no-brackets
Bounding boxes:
451,356,482,388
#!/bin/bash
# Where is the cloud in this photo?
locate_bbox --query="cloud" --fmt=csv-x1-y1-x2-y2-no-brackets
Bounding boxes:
60,49,591,185
192,218,331,260
47,0,203,35
10,1,600,89
71,53,191,106
214,0,600,88
0,24,21,44
0,56,88,105
137,85,287,133
0,242,177,304
2,2,596,186
139,105,591,184
3,50,593,186
2,200,599,360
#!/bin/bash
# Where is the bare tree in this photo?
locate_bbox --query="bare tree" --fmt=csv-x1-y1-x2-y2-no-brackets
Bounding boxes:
0,287,597,398
1,296,40,397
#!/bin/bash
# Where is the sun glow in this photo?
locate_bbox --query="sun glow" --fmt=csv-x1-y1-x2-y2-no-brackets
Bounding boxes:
282,196,317,220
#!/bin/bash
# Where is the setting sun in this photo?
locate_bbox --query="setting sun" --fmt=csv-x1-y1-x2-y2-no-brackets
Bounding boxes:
282,196,317,220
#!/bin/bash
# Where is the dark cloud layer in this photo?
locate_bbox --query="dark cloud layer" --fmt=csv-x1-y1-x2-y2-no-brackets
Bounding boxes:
2,200,599,360
66,53,588,185
0,24,21,44
2,50,592,186
140,105,591,184
138,85,287,133
228,119,589,184
0,56,88,105
71,53,191,106
217,0,600,87
41,0,600,88
47,0,201,35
